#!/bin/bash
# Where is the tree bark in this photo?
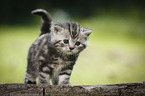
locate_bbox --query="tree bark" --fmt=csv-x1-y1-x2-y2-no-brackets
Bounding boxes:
0,82,145,96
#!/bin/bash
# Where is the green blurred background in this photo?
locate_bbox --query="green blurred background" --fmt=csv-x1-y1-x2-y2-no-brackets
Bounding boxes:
0,0,145,85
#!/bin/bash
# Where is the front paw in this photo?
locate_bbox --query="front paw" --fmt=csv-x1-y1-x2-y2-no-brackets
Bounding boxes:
37,83,50,87
59,83,73,87
25,79,36,84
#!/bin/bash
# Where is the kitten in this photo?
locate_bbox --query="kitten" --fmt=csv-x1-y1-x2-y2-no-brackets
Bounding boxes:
24,9,92,86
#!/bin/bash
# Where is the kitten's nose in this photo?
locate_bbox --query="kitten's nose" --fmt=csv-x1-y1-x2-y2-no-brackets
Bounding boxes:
69,47,74,51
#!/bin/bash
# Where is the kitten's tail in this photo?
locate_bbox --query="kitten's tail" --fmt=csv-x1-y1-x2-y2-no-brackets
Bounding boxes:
32,9,52,35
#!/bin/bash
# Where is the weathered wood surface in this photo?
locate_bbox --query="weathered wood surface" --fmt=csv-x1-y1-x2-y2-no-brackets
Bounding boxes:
0,82,145,96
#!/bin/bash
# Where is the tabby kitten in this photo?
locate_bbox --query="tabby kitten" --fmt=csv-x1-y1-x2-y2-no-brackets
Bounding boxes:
24,9,92,86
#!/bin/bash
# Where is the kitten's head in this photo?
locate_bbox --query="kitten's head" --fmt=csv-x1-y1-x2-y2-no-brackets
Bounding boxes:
52,22,92,55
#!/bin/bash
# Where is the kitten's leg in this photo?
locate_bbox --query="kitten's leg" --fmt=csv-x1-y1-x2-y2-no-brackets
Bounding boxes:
38,66,51,87
58,75,72,86
25,72,37,84
38,72,50,87
25,46,37,84
58,67,73,86
25,62,37,84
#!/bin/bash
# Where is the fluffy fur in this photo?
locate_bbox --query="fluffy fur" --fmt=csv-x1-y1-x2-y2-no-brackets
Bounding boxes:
24,9,92,86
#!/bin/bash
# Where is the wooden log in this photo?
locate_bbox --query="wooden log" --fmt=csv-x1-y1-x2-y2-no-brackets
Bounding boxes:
0,82,145,96
0,84,43,96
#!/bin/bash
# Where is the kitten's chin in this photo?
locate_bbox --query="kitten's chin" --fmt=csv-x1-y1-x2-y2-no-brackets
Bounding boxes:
60,51,75,55
63,50,77,55
66,52,75,55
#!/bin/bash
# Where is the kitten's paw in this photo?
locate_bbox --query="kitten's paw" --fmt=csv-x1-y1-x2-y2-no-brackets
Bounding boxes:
37,83,50,87
25,80,36,84
59,84,73,87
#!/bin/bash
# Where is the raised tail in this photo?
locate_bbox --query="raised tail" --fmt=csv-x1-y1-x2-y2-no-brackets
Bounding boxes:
32,9,52,35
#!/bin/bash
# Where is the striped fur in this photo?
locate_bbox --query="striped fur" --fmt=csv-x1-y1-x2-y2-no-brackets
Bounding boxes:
66,22,81,39
25,9,92,86
32,9,52,35
55,22,81,39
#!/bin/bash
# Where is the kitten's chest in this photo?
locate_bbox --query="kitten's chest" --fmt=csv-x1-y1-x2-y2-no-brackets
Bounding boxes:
39,45,78,68
53,57,67,70
51,57,75,77
51,55,75,68
47,56,74,77
43,46,77,64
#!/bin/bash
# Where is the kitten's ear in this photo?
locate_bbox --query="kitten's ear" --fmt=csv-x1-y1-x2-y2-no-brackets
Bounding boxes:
54,25,63,33
83,28,93,36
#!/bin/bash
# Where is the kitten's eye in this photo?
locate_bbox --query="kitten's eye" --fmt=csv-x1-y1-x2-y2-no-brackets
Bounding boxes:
63,40,69,44
75,42,81,46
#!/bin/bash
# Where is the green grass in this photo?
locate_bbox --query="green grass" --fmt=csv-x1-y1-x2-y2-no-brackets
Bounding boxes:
0,16,145,85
